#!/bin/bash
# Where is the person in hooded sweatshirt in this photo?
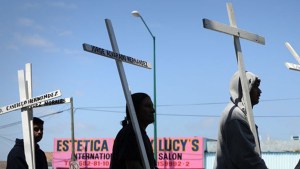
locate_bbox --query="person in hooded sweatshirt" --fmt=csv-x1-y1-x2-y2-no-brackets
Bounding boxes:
214,71,268,169
6,117,48,169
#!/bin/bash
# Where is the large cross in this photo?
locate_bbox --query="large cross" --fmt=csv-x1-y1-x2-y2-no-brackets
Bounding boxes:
203,3,265,155
32,97,75,169
1,63,62,169
284,42,300,71
82,19,151,169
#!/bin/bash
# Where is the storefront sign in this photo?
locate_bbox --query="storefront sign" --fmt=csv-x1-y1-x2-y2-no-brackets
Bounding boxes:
52,137,204,169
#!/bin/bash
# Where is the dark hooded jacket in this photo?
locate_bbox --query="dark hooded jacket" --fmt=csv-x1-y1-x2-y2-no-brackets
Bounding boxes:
295,159,300,169
6,139,48,169
214,71,268,169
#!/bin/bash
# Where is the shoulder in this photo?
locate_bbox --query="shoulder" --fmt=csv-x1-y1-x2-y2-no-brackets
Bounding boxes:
36,146,46,156
7,145,25,162
8,141,24,156
117,125,134,137
222,103,247,122
114,125,135,142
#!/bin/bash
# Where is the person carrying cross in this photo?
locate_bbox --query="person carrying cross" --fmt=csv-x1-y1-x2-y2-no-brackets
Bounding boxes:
214,71,268,169
110,92,158,169
6,117,48,169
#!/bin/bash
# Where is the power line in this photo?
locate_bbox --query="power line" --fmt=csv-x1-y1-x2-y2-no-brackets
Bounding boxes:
76,108,123,113
157,113,300,118
1,108,298,130
0,135,14,142
1,97,300,130
0,109,69,130
260,98,300,102
75,97,300,109
159,97,300,107
74,108,300,118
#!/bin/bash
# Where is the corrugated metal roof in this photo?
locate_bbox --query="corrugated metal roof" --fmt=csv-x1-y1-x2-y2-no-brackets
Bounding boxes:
204,152,300,169
205,139,300,152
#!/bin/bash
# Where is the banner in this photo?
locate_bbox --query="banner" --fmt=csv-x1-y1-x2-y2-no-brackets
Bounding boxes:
52,137,204,169
155,137,204,168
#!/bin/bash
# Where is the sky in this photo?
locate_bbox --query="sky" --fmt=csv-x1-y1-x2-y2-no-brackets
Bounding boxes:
1,0,300,160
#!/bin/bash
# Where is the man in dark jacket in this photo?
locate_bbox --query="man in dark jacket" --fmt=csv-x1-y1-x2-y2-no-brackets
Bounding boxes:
6,117,48,169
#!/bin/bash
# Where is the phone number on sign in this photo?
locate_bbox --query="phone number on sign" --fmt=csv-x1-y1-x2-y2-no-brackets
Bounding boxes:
158,161,190,167
75,161,110,167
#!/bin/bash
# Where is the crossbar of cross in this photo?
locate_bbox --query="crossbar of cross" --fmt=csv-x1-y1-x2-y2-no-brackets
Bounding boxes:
285,42,300,71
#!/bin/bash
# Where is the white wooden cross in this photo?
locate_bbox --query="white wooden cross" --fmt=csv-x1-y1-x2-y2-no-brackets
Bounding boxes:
82,19,151,169
284,42,300,71
203,3,265,155
1,63,62,169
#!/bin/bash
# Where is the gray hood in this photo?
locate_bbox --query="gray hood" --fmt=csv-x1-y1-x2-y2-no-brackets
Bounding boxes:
229,71,260,113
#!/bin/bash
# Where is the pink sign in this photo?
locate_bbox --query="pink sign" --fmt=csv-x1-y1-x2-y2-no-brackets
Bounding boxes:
52,137,204,169
53,138,113,168
154,137,204,169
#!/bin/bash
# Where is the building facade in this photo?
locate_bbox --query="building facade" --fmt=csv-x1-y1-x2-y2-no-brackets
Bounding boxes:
205,139,300,169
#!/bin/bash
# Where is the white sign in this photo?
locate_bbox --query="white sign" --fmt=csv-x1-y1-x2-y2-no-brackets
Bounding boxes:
0,90,62,115
285,62,300,71
83,43,152,69
30,98,71,108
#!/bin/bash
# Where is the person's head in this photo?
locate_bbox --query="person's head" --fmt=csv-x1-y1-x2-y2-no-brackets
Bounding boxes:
122,93,155,128
249,77,261,106
33,117,44,143
230,71,262,107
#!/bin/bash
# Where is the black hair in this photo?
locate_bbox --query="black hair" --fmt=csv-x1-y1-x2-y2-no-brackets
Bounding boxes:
121,93,150,127
33,117,44,125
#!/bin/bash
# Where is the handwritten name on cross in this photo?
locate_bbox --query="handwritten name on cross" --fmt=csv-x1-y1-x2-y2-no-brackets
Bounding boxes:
83,44,151,69
29,97,71,109
82,19,151,169
284,42,300,71
1,63,62,169
203,3,265,155
0,90,62,115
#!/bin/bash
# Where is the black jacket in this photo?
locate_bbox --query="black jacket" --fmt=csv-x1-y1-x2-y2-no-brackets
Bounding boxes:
295,159,300,169
6,139,48,169
110,124,157,169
